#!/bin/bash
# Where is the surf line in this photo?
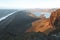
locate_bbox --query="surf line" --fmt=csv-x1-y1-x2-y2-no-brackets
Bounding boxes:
0,11,17,21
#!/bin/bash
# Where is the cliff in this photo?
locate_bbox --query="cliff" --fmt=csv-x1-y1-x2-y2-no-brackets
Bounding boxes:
26,9,60,35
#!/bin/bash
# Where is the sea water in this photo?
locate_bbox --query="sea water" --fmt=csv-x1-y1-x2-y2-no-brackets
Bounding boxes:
33,12,51,18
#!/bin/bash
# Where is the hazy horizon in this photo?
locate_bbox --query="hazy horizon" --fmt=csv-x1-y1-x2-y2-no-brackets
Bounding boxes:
0,0,60,9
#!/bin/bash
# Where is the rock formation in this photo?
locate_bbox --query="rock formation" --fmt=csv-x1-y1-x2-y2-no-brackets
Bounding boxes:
26,9,60,35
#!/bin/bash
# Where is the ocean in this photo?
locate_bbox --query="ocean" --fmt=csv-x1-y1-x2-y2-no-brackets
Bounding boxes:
0,9,18,21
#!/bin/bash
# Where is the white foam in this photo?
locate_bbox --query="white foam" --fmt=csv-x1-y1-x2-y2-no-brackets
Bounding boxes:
0,11,17,21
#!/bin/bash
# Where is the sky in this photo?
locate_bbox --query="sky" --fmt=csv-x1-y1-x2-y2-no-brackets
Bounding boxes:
0,0,60,9
0,0,60,18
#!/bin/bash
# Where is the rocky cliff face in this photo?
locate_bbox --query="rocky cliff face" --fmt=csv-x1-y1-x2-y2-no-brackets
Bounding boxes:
26,9,60,35
50,9,60,30
26,18,54,34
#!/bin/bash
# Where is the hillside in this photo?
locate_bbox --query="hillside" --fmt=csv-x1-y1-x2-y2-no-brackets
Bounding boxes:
0,9,60,40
